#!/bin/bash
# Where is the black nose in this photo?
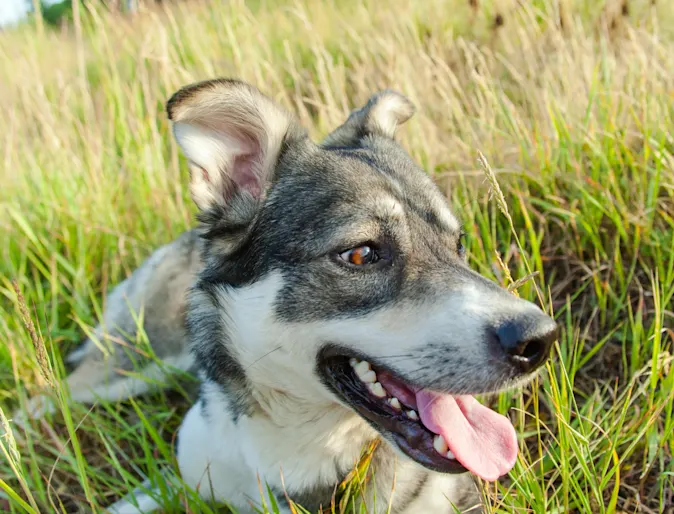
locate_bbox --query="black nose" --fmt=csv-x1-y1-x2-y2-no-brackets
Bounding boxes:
495,317,557,373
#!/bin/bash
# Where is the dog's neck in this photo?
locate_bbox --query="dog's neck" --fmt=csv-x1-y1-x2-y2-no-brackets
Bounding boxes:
250,381,378,451
228,381,384,504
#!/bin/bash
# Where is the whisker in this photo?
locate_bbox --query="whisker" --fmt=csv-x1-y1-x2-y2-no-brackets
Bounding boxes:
245,346,283,371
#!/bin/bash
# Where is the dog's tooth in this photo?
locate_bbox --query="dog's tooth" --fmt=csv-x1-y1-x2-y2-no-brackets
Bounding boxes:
433,435,449,455
349,358,359,367
406,410,419,421
388,397,401,410
368,382,386,398
360,370,377,383
446,450,456,460
354,361,371,377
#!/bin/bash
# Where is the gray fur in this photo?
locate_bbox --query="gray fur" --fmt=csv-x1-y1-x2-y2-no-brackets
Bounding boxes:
13,230,202,426
73,229,200,371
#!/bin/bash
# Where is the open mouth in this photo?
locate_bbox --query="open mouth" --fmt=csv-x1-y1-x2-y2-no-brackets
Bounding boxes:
319,352,519,482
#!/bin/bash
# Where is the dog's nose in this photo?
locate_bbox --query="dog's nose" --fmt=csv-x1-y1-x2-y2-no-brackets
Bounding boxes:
495,315,557,373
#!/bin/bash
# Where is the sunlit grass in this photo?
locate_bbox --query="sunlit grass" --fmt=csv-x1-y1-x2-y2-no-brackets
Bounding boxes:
1,0,673,512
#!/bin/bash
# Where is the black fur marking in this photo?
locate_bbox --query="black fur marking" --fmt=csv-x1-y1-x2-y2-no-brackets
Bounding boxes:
186,284,255,422
198,205,254,242
272,480,342,514
198,394,209,420
448,478,483,513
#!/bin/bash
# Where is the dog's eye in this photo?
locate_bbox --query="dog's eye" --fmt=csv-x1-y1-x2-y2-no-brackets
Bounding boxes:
339,245,379,266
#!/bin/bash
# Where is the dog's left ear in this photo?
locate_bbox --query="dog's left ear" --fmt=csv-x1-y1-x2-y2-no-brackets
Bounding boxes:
167,78,306,211
321,90,415,147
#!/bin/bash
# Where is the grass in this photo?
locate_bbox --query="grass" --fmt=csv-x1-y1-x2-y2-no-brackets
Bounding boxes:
1,0,673,512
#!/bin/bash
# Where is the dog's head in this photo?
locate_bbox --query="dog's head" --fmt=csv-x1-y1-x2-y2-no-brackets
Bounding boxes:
167,79,557,482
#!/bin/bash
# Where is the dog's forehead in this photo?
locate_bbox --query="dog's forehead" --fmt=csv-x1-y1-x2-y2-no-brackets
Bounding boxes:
274,139,461,233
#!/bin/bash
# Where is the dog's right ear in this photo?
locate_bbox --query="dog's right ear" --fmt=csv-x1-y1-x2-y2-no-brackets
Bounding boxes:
321,90,415,148
167,78,305,211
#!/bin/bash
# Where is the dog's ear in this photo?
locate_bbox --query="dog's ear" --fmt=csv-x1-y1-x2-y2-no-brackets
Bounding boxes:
321,90,415,147
167,78,305,210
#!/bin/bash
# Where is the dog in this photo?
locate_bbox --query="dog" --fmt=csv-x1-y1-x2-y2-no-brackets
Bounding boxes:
14,79,558,514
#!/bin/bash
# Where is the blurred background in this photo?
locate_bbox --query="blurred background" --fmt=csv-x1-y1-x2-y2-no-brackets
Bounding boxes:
0,1,672,513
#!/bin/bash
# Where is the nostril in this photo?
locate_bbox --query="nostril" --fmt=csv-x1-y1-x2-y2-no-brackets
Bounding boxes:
517,338,544,361
495,319,557,372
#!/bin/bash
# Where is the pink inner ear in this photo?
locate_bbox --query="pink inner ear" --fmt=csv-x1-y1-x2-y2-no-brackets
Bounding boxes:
197,123,266,203
199,166,211,184
231,153,263,199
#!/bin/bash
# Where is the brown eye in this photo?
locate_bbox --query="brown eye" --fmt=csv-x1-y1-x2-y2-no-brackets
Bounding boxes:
339,245,379,266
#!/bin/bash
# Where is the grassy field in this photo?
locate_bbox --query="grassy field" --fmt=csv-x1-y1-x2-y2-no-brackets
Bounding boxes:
1,0,673,512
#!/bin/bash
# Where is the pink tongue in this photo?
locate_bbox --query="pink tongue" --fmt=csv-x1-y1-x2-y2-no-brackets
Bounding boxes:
416,391,518,481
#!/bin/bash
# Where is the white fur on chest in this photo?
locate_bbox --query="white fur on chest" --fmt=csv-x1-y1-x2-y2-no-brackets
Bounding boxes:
241,393,377,494
176,382,376,512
